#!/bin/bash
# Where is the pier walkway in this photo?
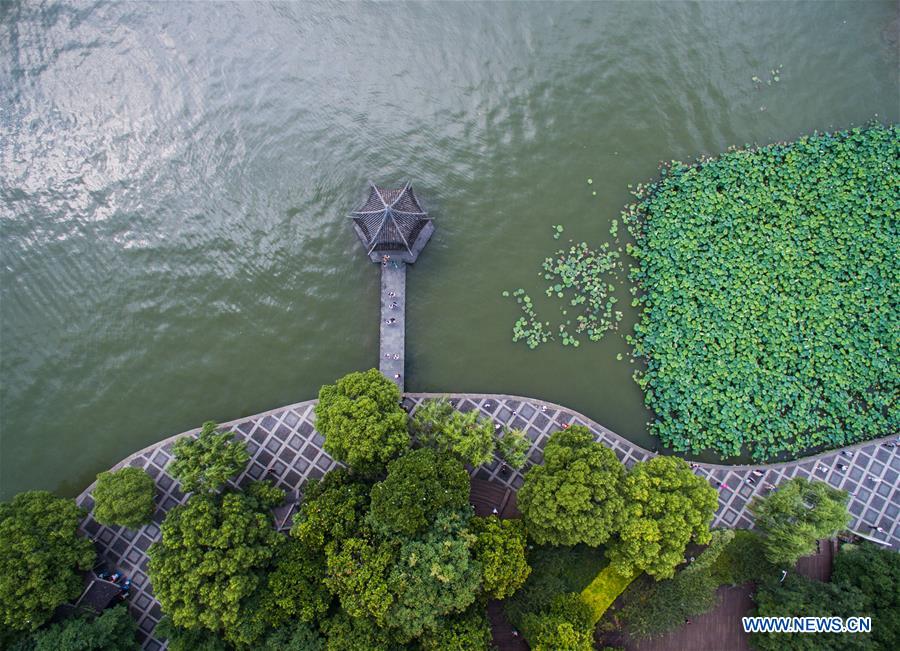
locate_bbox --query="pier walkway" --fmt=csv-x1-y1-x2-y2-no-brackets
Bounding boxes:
379,261,406,390
75,394,900,649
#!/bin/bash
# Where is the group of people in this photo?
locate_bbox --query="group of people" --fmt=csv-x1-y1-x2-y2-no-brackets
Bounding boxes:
97,570,132,601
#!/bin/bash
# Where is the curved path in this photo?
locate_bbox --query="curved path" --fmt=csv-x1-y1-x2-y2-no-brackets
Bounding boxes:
74,393,900,649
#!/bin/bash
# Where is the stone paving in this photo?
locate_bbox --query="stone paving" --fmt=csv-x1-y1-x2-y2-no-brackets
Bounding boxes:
75,393,900,649
379,261,406,390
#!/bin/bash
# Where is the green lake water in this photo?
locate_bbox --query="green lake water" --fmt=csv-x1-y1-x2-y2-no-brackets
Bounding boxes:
1,0,898,499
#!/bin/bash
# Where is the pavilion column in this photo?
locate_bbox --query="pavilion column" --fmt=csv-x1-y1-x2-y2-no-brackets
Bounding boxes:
379,260,406,390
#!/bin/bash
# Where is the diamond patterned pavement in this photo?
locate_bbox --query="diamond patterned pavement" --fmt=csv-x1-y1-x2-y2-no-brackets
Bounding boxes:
75,394,900,649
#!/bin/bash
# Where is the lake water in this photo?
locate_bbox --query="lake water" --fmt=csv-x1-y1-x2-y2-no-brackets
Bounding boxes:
1,0,897,499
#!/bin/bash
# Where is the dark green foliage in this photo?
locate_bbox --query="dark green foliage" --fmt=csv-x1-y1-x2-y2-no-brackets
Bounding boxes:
23,605,138,651
471,515,531,599
315,369,409,473
522,592,595,651
620,530,732,638
750,574,875,650
410,398,496,467
625,125,900,460
291,469,370,551
146,491,283,647
608,456,718,579
710,529,779,585
324,535,396,623
750,478,850,566
368,448,469,538
319,611,400,651
505,544,606,631
517,427,625,546
831,543,900,649
257,620,325,651
264,538,331,626
419,605,492,651
0,491,95,632
155,617,228,651
168,421,250,494
496,428,530,469
245,480,286,510
92,467,155,529
385,511,482,642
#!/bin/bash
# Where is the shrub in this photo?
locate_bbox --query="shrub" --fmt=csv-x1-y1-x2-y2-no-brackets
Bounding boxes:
315,369,409,473
168,421,249,494
411,397,496,467
710,529,778,585
625,124,899,460
0,491,95,632
92,467,155,528
750,478,850,566
580,563,640,624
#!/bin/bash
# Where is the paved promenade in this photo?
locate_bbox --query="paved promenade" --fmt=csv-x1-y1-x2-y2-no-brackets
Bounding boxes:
75,393,900,649
379,261,406,390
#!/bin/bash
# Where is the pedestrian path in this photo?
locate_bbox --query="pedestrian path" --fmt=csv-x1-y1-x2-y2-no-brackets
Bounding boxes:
75,393,900,649
379,261,405,389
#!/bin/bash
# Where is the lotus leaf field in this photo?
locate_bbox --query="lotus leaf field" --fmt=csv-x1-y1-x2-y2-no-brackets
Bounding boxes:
625,124,899,460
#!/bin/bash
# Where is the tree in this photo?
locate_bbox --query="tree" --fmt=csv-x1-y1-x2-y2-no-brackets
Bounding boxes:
315,369,409,473
0,491,95,632
750,478,850,566
291,469,370,551
420,604,492,651
522,593,595,651
709,529,779,585
517,427,625,546
411,398,496,467
21,605,138,651
368,448,469,538
257,620,325,651
263,538,331,626
750,574,874,651
831,543,900,650
496,428,530,469
92,467,156,528
320,610,397,651
168,421,250,494
324,535,395,623
385,511,482,642
155,617,228,651
607,456,718,579
621,530,733,638
470,515,531,599
147,491,283,647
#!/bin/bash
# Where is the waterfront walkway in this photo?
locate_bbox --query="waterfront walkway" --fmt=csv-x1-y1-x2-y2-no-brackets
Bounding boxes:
75,393,900,649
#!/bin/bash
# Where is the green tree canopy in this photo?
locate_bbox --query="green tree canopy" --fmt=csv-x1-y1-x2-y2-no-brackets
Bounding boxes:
522,592,595,651
155,617,228,651
750,478,850,566
315,369,409,473
496,428,531,470
319,610,398,651
147,491,283,647
621,529,733,638
263,538,331,626
517,427,625,546
831,542,900,650
470,515,531,600
411,398,497,467
92,467,156,529
419,604,492,651
167,421,250,494
368,448,470,538
608,456,718,579
385,511,483,642
0,491,95,632
21,605,138,651
257,620,325,651
324,535,396,624
290,469,370,551
750,574,874,651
